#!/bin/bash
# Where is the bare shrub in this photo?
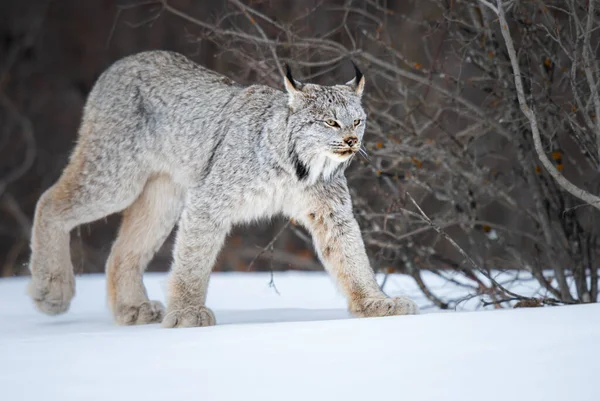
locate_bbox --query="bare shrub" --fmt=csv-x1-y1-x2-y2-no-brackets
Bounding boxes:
2,0,598,307
147,0,599,306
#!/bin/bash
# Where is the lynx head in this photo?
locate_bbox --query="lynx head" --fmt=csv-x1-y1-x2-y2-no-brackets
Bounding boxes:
284,64,366,181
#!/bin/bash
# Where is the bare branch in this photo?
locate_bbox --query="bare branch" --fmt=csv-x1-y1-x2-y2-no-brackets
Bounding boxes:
246,221,291,272
489,0,600,211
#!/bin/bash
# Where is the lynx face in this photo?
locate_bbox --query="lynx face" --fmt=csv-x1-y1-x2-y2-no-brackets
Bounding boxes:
303,84,366,162
284,66,366,169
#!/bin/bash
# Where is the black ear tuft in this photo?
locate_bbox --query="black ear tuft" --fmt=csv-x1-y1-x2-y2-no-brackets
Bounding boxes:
351,61,363,84
285,63,297,90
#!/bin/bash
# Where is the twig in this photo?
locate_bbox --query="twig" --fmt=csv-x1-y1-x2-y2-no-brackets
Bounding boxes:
481,296,572,308
0,95,36,198
229,0,283,76
410,269,450,309
579,0,600,159
246,221,292,296
405,191,530,301
246,221,291,271
406,192,480,270
482,0,600,211
267,250,280,295
106,8,122,49
0,193,32,239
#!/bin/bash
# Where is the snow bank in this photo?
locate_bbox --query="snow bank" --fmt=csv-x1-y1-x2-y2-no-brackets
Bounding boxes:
0,272,597,401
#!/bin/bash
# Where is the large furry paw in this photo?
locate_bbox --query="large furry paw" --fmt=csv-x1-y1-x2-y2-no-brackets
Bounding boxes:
28,272,75,316
350,296,419,318
162,305,216,328
114,300,165,325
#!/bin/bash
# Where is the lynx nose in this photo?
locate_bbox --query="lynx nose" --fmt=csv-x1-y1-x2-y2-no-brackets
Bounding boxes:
344,136,359,147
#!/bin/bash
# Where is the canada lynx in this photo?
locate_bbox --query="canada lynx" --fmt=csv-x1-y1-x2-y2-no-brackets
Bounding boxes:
27,51,418,327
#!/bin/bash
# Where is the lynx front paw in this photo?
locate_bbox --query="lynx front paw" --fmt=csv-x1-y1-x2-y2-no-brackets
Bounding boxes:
350,296,419,318
162,305,216,328
28,272,75,315
114,300,165,325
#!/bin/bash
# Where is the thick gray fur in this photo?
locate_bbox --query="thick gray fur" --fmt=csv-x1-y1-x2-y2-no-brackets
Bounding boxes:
27,50,418,327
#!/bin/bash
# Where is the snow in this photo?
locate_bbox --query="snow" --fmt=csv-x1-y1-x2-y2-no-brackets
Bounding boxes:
0,272,598,401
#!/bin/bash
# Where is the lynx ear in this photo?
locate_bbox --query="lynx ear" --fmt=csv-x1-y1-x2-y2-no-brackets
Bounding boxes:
346,61,365,97
284,64,303,108
284,64,300,94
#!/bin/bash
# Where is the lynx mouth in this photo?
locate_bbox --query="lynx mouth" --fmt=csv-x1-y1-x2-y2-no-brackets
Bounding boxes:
328,149,356,162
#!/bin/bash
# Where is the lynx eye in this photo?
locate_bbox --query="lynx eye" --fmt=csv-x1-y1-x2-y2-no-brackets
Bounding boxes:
325,119,339,127
353,119,361,127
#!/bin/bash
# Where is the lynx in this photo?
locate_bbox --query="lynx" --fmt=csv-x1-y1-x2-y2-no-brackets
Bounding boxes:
27,51,418,327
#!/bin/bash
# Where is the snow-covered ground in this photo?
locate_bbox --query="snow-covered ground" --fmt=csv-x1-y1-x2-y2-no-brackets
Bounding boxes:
0,272,598,401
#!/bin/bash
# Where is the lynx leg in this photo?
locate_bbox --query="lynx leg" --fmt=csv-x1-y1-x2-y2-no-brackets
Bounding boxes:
28,186,76,315
162,194,229,328
291,181,419,318
28,145,147,316
106,174,184,325
307,210,418,317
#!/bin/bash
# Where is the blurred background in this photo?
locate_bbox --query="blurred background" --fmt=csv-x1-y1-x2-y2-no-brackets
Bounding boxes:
1,0,598,307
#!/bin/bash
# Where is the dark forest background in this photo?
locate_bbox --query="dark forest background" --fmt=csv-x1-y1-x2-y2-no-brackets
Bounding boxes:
1,0,599,307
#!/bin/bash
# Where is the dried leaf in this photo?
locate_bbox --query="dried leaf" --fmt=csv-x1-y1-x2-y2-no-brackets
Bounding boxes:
514,299,542,308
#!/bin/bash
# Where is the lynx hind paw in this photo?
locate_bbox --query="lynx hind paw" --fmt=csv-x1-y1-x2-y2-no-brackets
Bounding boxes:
351,296,419,318
162,305,216,328
114,300,165,325
28,273,75,316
